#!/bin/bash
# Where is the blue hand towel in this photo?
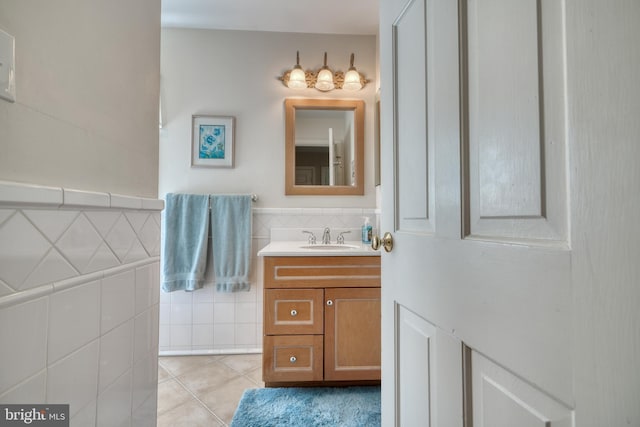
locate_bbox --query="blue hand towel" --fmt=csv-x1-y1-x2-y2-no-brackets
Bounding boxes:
210,195,252,292
161,193,210,292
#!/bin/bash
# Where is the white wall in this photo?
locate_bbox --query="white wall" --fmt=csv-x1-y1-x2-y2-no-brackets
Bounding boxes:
159,28,377,208
0,0,160,198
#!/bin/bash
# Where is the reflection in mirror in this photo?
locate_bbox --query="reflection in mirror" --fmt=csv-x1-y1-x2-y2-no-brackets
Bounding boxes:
295,109,354,186
285,98,364,195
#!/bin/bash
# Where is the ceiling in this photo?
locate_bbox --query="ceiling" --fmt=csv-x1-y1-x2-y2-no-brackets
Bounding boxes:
161,0,379,36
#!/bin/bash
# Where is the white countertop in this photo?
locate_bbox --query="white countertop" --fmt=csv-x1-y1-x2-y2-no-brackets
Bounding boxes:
257,240,380,257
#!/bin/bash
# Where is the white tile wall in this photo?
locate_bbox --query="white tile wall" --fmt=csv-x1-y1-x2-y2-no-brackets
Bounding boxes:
0,181,162,427
158,206,378,355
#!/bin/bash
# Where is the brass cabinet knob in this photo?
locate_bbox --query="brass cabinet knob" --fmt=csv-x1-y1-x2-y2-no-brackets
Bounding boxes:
372,232,394,252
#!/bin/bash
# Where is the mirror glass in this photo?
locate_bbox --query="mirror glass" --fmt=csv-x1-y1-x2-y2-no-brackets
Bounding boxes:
285,98,364,195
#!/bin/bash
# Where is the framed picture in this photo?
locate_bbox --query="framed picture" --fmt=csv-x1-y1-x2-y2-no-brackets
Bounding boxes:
191,115,235,168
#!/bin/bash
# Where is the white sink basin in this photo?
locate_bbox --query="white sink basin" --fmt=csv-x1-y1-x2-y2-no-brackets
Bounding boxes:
299,244,361,250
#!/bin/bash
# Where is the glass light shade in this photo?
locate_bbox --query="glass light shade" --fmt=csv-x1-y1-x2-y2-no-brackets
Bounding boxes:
288,66,307,89
315,68,335,91
343,68,363,90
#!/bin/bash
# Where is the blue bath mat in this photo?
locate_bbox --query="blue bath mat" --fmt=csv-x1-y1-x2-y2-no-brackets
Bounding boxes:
230,386,381,427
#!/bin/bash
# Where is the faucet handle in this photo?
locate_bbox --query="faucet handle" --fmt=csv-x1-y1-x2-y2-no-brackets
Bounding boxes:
337,231,351,244
302,230,316,244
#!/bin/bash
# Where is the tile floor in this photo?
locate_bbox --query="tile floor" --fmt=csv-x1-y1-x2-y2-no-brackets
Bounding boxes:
157,353,264,426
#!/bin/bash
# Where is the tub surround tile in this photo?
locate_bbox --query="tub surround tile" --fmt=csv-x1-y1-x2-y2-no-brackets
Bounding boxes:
132,390,158,427
110,194,143,210
133,310,154,363
0,181,162,426
85,242,121,274
0,280,13,298
0,181,63,206
96,369,133,427
46,340,100,418
48,279,100,363
105,214,138,262
23,210,79,242
0,297,48,395
85,211,121,238
0,209,15,225
56,214,104,273
0,212,51,289
70,400,97,427
0,371,46,404
131,354,158,413
63,189,110,208
101,270,135,334
21,249,78,291
98,320,134,394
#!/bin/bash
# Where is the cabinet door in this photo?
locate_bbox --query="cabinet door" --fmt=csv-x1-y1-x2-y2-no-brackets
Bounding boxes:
324,287,381,381
265,288,324,335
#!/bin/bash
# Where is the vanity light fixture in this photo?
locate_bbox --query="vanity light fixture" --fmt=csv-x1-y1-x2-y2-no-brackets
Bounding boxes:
343,54,364,91
278,51,368,91
315,52,335,91
287,51,308,89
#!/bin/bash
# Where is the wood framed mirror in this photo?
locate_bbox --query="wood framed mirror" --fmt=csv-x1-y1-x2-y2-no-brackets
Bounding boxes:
285,98,365,195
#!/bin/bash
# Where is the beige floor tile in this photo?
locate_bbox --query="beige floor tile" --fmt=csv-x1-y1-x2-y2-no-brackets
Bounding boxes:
159,355,217,377
157,364,172,383
156,378,194,416
177,361,241,395
198,376,258,425
220,353,262,374
245,366,264,386
157,354,265,425
157,399,224,427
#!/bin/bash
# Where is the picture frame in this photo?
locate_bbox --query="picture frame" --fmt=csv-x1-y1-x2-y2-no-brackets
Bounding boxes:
191,115,235,168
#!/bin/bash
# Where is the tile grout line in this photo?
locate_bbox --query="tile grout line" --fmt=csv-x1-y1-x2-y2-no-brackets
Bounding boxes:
171,373,228,426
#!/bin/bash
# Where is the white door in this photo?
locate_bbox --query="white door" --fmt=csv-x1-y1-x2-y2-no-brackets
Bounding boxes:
379,0,575,425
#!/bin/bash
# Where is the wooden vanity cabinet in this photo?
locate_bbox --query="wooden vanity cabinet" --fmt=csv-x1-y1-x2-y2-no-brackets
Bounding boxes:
262,256,381,386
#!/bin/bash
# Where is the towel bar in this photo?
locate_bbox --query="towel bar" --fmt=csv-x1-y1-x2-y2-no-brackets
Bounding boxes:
207,194,258,210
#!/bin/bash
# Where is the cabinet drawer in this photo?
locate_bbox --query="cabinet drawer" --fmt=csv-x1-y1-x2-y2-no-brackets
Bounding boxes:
265,289,324,335
263,335,323,382
263,256,381,289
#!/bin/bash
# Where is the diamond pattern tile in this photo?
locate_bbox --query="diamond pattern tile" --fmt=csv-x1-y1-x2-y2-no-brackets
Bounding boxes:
20,248,78,290
0,209,15,227
84,243,120,274
125,212,150,235
0,279,14,298
105,214,137,262
138,216,160,256
124,239,148,264
24,210,79,243
0,212,51,289
85,211,121,238
56,214,104,273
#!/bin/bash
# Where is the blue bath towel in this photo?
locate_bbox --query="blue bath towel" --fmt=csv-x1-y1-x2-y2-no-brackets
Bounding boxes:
161,193,210,292
210,195,252,292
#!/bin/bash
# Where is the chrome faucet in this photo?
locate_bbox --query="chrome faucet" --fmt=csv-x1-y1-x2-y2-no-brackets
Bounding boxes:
302,230,317,244
322,227,331,244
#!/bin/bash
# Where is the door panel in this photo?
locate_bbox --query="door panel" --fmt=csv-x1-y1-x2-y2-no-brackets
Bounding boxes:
393,0,435,234
465,0,568,242
472,351,573,427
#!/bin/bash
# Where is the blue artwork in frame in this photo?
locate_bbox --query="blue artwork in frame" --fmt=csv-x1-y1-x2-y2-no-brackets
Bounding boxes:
199,124,226,159
191,115,235,167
